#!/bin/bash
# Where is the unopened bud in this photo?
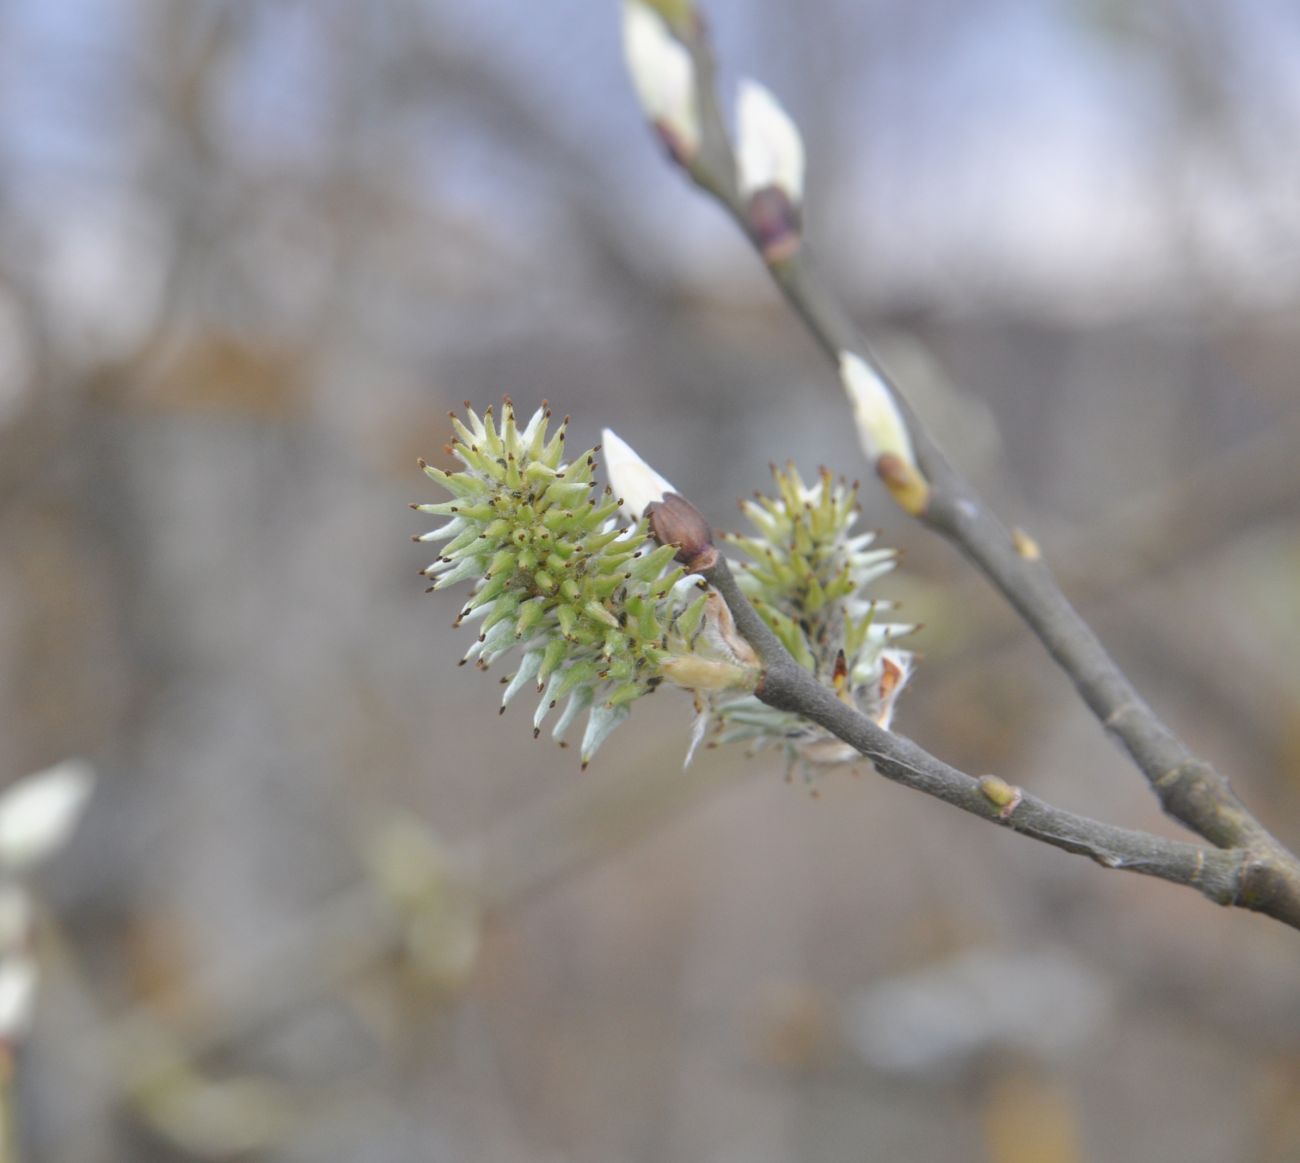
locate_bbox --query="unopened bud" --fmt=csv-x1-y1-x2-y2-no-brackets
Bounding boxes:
736,79,804,201
736,79,805,262
978,774,1023,818
648,492,716,569
0,955,37,1043
876,453,930,516
839,351,929,514
0,760,95,872
637,0,695,33
745,186,801,264
602,427,676,518
1011,527,1041,561
839,352,913,464
623,0,701,165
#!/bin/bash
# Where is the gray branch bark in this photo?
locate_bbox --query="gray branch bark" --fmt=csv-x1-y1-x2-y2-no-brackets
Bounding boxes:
642,10,1300,930
700,555,1294,926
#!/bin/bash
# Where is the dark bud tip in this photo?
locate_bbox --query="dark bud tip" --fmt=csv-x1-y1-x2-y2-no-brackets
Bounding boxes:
648,493,717,570
417,457,428,469
652,121,695,169
875,452,930,515
876,453,907,486
533,727,541,739
748,188,795,263
832,649,849,695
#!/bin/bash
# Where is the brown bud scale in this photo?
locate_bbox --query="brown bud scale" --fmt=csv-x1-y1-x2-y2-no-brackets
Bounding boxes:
647,492,714,565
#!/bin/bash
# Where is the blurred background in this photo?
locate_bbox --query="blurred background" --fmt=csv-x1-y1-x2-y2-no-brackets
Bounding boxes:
2,0,1299,1159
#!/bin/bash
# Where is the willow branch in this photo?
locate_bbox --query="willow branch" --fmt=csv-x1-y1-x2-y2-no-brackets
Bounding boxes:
695,553,1300,929
648,10,1300,919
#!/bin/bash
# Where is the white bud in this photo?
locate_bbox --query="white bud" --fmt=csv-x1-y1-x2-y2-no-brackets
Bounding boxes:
622,0,701,161
602,427,676,519
0,759,95,872
0,954,37,1042
736,79,805,201
839,351,916,469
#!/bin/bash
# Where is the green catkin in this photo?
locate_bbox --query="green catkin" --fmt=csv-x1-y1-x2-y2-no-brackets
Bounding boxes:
417,402,695,765
713,464,915,773
418,411,913,773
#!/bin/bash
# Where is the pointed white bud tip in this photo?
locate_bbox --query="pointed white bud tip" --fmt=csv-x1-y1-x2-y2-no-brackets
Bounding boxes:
0,954,38,1042
622,0,701,163
0,760,95,872
736,79,805,202
838,352,916,469
602,427,676,520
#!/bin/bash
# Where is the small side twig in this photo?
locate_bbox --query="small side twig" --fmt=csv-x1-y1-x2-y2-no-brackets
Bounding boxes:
699,553,1299,928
